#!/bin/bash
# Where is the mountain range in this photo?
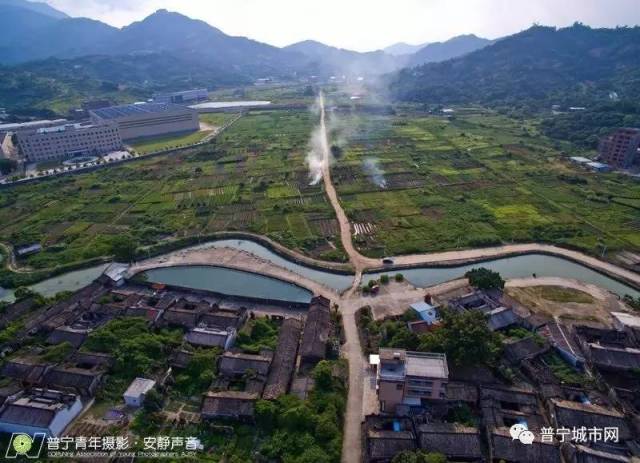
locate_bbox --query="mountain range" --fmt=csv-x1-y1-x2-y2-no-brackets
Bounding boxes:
390,23,640,108
0,0,491,74
2,0,638,118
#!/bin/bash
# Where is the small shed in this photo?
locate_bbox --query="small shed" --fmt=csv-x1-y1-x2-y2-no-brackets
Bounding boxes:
409,301,439,324
123,377,156,407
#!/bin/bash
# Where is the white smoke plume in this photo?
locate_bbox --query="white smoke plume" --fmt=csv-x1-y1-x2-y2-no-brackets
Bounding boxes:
306,94,334,185
363,157,387,188
306,125,327,185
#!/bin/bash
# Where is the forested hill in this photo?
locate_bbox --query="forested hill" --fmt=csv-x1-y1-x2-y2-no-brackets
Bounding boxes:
390,24,640,109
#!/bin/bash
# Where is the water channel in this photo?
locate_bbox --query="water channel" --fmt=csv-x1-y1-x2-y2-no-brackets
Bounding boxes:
1,240,638,303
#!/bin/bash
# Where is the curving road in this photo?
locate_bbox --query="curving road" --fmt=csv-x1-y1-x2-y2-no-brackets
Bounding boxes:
316,92,368,463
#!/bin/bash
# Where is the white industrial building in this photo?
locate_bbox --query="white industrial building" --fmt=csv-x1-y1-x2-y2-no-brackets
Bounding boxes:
17,122,122,162
153,88,208,104
0,388,82,437
90,103,200,141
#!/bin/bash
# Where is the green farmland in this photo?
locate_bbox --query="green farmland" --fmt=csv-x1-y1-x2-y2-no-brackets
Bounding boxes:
0,110,345,276
330,108,640,259
1,98,639,281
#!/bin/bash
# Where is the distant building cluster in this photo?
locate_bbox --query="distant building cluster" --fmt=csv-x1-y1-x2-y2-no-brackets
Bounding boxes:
0,269,336,436
0,90,206,167
598,128,640,169
363,284,640,463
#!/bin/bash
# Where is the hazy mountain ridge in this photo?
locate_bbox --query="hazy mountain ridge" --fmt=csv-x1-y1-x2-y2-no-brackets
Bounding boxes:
0,2,494,77
390,24,640,107
407,34,492,66
384,42,429,56
284,40,401,75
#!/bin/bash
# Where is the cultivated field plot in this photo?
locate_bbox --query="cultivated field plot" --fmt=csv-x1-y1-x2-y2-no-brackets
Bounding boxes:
331,110,640,258
0,110,345,270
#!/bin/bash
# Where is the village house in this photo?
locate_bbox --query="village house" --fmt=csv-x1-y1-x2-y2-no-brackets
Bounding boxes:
199,307,247,330
123,377,156,408
1,358,50,384
46,326,89,348
417,422,483,462
448,289,519,331
162,298,211,328
490,427,561,462
219,351,273,378
201,391,259,421
503,335,550,365
43,364,104,396
299,295,332,369
445,381,479,405
563,443,636,463
375,349,449,413
538,322,586,369
611,311,640,344
363,415,417,463
124,304,164,323
184,325,237,349
480,385,547,431
0,388,83,437
586,343,640,373
0,384,22,407
573,325,640,374
263,318,302,400
70,351,114,369
548,399,632,442
169,349,194,369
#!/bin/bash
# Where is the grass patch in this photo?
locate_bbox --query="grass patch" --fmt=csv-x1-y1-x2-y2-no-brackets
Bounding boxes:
130,130,212,154
526,285,595,303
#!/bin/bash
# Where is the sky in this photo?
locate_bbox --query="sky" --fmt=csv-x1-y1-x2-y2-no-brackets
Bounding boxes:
44,0,640,51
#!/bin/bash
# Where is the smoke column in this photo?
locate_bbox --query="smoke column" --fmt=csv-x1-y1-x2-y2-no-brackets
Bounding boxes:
363,157,387,188
306,94,332,185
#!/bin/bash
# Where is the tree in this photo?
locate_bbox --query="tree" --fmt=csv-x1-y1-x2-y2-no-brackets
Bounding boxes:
110,235,138,262
143,388,163,413
418,308,502,367
256,399,278,428
313,360,334,390
14,286,37,301
0,159,17,175
465,267,505,290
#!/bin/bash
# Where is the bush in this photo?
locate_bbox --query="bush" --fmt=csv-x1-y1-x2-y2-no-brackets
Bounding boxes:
395,273,404,282
465,267,505,290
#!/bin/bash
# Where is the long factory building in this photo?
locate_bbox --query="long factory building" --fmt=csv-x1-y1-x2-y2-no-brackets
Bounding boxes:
89,103,200,141
17,122,123,162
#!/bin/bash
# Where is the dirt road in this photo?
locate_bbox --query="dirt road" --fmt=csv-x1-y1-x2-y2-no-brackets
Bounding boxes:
316,92,369,462
317,93,378,287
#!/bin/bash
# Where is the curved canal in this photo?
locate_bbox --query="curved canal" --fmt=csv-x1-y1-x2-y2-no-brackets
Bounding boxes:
143,265,313,304
2,239,639,303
